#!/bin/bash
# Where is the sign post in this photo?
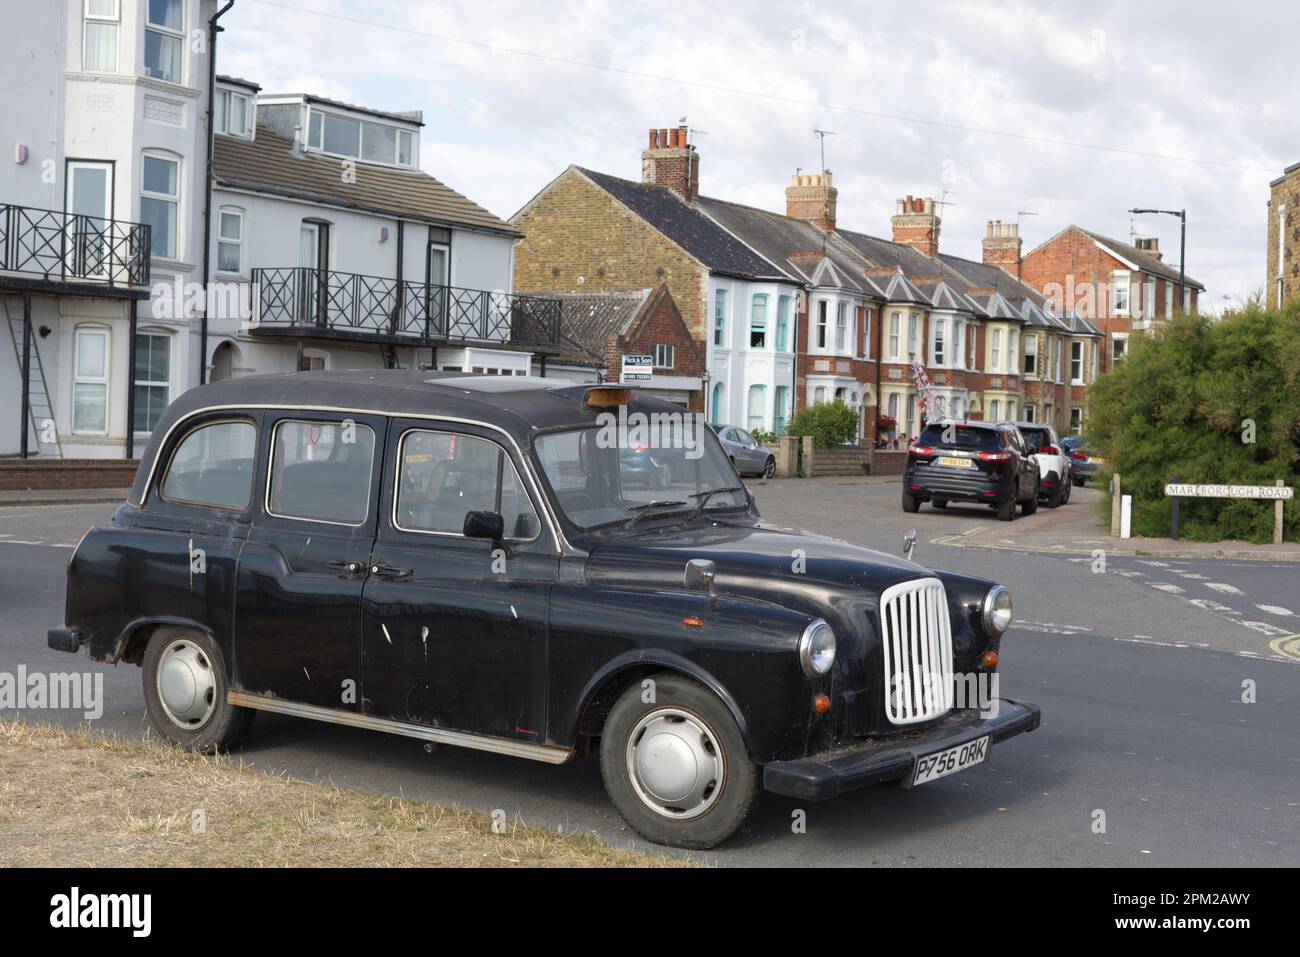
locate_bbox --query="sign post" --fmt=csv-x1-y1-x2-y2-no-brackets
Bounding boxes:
1163,482,1294,544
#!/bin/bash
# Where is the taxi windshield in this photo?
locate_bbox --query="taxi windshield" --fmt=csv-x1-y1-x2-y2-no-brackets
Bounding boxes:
534,420,748,530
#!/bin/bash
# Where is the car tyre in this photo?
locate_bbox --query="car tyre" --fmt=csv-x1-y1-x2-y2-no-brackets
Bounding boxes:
1062,480,1072,504
763,456,776,479
600,672,759,849
1022,484,1039,515
142,626,253,753
902,490,920,513
997,484,1017,522
932,499,948,509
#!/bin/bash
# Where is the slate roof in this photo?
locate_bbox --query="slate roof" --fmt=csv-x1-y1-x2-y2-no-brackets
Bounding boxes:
1077,228,1205,290
213,124,519,236
576,168,792,281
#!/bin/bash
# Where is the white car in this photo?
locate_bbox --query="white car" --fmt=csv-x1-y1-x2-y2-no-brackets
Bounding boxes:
1007,422,1072,508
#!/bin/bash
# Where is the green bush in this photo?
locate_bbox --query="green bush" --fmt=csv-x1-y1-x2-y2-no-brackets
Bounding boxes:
1087,302,1300,542
786,400,860,449
751,429,779,447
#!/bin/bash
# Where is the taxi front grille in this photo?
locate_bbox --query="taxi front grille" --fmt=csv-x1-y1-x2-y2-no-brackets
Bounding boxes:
880,578,954,725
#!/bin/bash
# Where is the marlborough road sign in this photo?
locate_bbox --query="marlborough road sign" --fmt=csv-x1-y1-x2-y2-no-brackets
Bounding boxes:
1164,484,1294,500
1164,481,1293,543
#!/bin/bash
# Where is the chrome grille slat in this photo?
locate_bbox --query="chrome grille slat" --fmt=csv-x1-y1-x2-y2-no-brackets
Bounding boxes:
881,578,954,725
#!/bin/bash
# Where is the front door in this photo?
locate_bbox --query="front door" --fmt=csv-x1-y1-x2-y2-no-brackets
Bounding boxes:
360,421,557,741
298,222,328,326
233,412,387,710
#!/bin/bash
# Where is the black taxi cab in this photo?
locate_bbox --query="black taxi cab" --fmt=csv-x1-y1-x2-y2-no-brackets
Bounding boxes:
48,371,1040,848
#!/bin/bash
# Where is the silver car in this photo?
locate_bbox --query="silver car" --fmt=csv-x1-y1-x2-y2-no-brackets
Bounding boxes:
711,424,776,478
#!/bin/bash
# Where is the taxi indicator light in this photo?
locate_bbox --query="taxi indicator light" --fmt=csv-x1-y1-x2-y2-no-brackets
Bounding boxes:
982,650,999,671
813,693,831,714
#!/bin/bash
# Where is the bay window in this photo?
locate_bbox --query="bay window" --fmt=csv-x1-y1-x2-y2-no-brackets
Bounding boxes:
835,302,847,351
816,300,829,349
991,328,1001,370
888,311,900,359
776,295,791,351
144,0,183,84
747,385,766,432
1023,334,1037,376
933,318,945,365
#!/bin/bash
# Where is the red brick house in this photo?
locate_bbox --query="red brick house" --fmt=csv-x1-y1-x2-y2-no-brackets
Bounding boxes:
1022,225,1205,378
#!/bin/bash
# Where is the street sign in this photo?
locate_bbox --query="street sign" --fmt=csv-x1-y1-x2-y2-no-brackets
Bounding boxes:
1164,484,1293,500
621,354,653,382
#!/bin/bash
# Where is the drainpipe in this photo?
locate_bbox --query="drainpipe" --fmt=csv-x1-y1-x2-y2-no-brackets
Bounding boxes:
199,0,235,387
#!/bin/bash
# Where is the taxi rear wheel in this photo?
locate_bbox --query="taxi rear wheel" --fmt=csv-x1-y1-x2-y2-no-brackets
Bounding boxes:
600,672,758,849
142,626,253,753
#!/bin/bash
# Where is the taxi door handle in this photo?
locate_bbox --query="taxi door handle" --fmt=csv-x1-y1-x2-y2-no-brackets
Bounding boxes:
328,559,364,579
370,561,412,582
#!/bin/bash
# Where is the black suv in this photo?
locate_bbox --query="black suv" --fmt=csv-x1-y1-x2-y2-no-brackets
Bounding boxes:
902,421,1041,521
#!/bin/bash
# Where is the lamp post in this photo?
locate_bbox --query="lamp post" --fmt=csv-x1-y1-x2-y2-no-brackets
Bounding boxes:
1128,207,1187,315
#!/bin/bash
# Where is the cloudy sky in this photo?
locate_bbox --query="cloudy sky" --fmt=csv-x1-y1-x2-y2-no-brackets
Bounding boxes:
221,0,1297,309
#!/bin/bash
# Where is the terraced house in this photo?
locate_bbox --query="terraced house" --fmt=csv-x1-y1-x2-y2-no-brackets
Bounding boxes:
512,125,1102,440
1021,225,1204,382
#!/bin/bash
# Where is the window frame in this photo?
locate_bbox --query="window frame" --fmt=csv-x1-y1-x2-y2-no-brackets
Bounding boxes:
140,152,180,260
746,384,766,432
133,330,172,435
265,417,378,528
143,0,184,85
304,106,416,169
750,294,769,349
712,289,728,348
834,301,848,352
215,89,253,138
1112,270,1131,316
1070,340,1084,384
816,299,829,350
888,311,900,360
156,417,258,511
72,326,110,435
933,317,945,366
83,0,120,73
216,206,243,275
776,294,792,352
1023,333,1037,377
653,343,674,369
391,428,541,543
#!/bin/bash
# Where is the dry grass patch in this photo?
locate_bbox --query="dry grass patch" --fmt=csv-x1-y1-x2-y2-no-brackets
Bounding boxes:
0,719,686,868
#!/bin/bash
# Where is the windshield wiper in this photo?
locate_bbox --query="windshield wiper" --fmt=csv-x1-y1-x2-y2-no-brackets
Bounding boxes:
689,486,745,520
625,500,689,528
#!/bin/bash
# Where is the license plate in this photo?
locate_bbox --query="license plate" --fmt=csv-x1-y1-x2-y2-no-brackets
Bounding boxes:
937,456,974,470
912,735,990,786
1090,457,1105,465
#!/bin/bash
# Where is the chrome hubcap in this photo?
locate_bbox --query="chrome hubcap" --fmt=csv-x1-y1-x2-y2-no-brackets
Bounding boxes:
156,639,216,730
626,707,725,820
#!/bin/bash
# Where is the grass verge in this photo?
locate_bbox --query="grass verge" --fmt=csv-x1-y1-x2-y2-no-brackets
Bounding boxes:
0,719,686,868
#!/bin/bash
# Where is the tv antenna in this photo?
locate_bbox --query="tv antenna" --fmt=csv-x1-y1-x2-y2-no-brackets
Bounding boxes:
1017,209,1038,231
812,126,837,172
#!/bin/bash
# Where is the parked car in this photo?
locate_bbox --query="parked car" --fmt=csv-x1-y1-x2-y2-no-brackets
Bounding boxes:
902,421,1041,521
1061,436,1103,485
1006,422,1072,508
710,424,776,478
47,372,1039,849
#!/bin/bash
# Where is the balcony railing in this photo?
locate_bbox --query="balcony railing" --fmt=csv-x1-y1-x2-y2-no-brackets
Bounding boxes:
0,203,151,288
251,266,561,348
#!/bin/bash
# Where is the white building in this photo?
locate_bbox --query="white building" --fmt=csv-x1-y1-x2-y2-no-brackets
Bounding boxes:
2,0,217,459
2,1,558,461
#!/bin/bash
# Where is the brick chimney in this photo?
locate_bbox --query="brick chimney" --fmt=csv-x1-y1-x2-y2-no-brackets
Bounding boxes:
1134,236,1163,261
890,195,941,258
785,171,838,232
982,219,1023,277
641,126,698,202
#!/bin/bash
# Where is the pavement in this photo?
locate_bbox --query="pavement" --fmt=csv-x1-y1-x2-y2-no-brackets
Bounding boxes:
0,487,129,507
2,492,1298,866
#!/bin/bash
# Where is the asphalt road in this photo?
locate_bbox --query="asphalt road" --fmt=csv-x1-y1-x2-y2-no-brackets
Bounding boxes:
2,492,1297,866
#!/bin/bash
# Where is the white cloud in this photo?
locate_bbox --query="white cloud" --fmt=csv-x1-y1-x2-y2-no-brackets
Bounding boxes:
224,0,1298,304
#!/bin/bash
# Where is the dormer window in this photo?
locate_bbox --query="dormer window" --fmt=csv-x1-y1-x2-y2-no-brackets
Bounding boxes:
215,89,253,138
305,106,415,168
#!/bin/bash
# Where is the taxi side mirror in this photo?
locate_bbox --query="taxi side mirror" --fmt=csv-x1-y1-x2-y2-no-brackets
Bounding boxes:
464,510,505,540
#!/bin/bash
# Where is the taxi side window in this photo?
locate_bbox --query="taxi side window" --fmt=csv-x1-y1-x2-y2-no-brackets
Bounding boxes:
396,430,540,540
159,420,257,510
268,419,376,525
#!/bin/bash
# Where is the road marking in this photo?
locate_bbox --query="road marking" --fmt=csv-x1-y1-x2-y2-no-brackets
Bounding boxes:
1241,621,1293,638
1268,634,1300,660
0,539,45,546
1115,570,1146,578
1190,598,1242,616
1148,582,1185,594
1176,572,1209,580
1205,582,1244,595
1017,620,1094,635
1138,560,1170,567
1256,605,1294,617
